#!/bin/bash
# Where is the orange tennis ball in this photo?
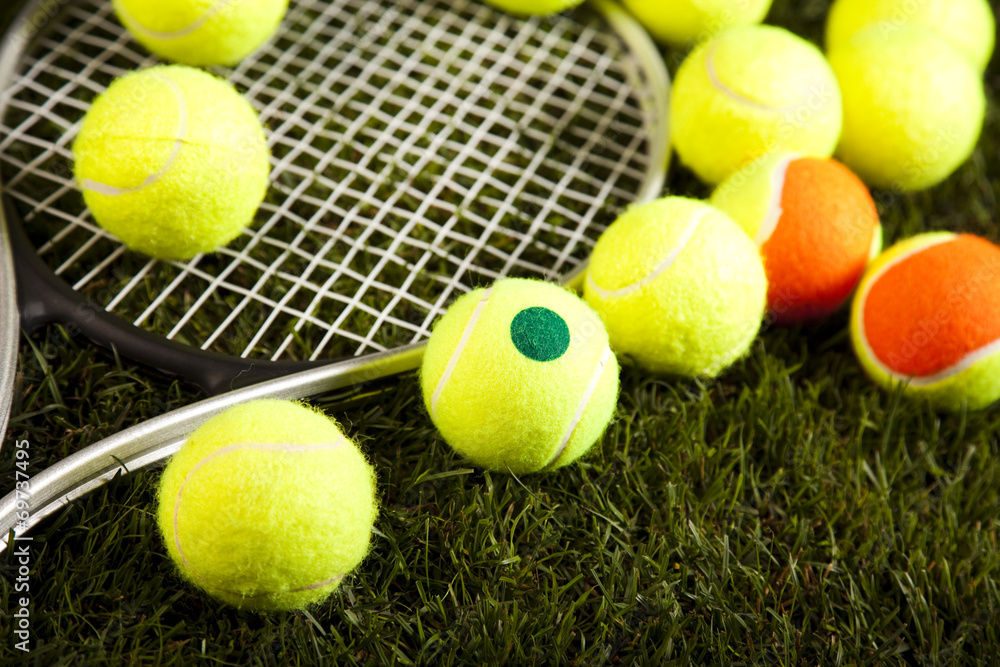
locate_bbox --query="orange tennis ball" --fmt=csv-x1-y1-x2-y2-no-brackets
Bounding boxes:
851,233,1000,411
712,153,882,324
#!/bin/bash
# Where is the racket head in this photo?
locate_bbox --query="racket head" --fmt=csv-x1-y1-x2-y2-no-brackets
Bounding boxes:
0,0,669,394
0,0,670,547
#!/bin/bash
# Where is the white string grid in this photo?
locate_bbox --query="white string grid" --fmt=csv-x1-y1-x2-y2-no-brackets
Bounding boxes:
0,0,654,363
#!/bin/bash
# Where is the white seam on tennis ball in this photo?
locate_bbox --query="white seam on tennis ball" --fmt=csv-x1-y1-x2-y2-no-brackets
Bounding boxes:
431,287,493,419
854,234,999,387
548,345,612,468
172,441,346,589
80,73,188,197
586,209,706,299
868,225,883,262
705,42,802,113
116,0,233,40
909,338,1000,387
754,155,795,246
234,573,345,597
287,574,345,593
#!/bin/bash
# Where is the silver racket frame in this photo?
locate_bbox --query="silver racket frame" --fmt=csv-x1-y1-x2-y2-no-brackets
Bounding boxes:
0,0,25,450
0,215,16,448
0,0,669,552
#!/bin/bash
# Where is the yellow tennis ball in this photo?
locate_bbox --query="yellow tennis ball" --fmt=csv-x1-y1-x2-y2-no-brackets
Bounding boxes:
827,24,985,192
584,197,766,377
113,0,288,66
157,399,378,612
670,25,843,185
421,278,619,474
481,0,583,15
72,65,270,260
621,0,772,46
826,0,995,73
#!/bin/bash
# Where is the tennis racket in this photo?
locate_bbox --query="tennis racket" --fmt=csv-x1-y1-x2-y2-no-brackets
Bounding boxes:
0,0,669,551
0,215,16,445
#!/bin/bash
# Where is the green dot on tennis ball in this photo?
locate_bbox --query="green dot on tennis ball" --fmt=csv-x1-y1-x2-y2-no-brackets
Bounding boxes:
510,307,570,362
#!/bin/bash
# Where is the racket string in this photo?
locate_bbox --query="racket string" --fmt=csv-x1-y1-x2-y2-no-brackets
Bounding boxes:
0,0,655,364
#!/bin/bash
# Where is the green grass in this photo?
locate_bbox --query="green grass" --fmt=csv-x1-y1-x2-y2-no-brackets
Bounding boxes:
3,0,1000,664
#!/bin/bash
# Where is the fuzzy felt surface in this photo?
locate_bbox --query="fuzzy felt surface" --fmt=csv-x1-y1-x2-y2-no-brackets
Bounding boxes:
851,233,1000,412
420,278,619,475
670,24,842,185
482,0,583,15
825,0,995,72
712,154,880,324
827,24,986,192
621,0,772,46
156,399,378,612
113,0,288,66
72,65,270,260
584,197,767,377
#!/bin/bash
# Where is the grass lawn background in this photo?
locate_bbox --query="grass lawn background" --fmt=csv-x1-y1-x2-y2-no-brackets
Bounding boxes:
1,0,999,664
